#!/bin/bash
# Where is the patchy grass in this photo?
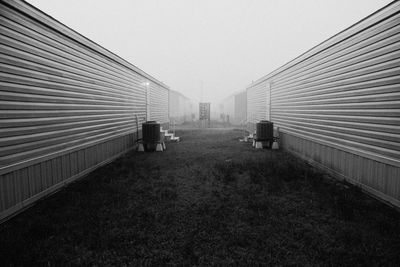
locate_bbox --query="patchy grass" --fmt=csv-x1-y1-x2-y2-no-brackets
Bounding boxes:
1,128,399,266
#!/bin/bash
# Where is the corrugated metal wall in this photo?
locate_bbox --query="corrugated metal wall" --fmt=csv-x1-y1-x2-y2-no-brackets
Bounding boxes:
247,81,269,132
0,0,170,221
246,1,400,206
149,83,169,128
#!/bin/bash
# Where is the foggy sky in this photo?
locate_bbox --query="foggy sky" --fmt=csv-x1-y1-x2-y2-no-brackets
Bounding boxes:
26,0,393,106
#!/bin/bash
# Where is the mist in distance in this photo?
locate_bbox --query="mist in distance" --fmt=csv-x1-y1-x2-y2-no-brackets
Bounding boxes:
26,0,392,107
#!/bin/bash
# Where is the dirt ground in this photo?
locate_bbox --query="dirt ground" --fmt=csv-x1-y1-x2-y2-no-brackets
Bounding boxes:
1,128,399,266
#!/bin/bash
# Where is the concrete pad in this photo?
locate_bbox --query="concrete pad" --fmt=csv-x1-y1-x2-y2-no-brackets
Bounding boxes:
272,141,279,150
156,143,163,152
255,141,263,149
138,143,144,152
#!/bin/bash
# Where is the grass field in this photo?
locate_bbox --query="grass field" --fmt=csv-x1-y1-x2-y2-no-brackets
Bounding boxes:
1,128,399,266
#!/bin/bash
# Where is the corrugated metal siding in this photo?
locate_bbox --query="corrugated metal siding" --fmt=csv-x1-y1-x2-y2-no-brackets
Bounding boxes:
246,1,400,205
269,2,400,167
0,134,134,221
281,132,400,207
0,0,170,221
149,83,169,127
0,0,169,174
246,81,269,132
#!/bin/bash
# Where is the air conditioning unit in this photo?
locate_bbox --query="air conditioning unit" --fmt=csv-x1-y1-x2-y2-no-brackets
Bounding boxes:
256,120,273,141
142,121,161,143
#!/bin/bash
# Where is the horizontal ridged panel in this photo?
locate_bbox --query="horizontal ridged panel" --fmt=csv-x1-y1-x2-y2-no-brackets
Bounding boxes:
0,133,136,222
247,2,400,167
247,81,269,127
281,133,400,207
0,1,169,174
149,84,169,124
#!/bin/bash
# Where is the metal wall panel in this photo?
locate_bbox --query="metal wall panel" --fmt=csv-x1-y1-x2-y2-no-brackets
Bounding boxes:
281,132,400,207
149,83,169,128
247,81,270,132
246,2,400,205
0,0,169,173
0,0,170,221
0,134,134,222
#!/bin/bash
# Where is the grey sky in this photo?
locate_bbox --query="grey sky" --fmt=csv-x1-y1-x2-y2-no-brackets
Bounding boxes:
26,0,393,106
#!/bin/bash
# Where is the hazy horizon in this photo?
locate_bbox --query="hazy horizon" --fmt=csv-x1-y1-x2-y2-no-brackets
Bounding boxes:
26,0,393,107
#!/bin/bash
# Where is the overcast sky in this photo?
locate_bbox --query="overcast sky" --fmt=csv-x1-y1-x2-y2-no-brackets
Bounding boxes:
26,0,393,105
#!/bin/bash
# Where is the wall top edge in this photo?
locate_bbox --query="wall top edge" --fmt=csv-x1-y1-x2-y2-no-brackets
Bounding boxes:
3,0,170,90
246,0,400,90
